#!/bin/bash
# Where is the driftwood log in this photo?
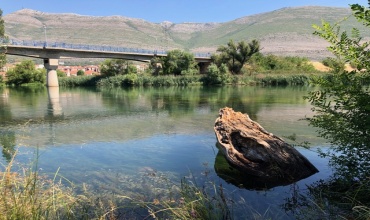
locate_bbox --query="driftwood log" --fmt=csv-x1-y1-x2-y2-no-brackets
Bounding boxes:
214,107,318,186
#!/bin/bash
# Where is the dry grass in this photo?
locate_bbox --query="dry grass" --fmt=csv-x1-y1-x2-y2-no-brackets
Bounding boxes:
0,152,120,220
310,61,357,72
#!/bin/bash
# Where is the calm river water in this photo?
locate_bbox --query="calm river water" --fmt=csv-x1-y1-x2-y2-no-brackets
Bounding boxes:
0,85,331,219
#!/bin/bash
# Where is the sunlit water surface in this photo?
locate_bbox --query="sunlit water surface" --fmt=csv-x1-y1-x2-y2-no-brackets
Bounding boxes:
0,86,331,219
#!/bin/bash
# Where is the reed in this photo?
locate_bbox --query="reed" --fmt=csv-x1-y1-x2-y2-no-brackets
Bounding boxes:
0,151,119,219
58,75,103,87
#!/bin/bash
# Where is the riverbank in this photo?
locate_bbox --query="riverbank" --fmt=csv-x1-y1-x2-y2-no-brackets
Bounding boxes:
58,72,328,87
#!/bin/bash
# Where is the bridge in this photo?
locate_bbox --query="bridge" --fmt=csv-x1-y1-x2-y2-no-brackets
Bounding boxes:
2,39,212,87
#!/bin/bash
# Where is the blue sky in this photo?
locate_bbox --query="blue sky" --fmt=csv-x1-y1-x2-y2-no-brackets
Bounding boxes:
1,0,368,23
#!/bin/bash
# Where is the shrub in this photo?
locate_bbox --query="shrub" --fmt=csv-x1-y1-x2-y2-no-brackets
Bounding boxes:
203,63,231,85
322,57,345,73
151,50,199,76
77,70,85,76
6,60,46,86
123,73,138,86
58,75,102,87
100,59,137,77
56,69,66,77
249,54,317,73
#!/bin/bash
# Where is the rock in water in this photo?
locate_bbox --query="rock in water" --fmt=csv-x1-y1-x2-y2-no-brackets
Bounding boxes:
214,107,319,185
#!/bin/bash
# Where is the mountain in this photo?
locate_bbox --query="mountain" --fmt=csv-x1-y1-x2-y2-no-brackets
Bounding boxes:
3,6,368,60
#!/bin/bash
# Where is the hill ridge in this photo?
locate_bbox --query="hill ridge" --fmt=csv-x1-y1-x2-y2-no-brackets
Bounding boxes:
3,6,366,60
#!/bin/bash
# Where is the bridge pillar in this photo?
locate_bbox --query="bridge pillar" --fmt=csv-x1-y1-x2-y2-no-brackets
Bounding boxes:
198,62,211,74
44,59,59,87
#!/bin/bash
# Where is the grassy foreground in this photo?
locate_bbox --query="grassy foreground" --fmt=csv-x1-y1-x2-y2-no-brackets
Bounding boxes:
0,152,240,220
1,151,369,219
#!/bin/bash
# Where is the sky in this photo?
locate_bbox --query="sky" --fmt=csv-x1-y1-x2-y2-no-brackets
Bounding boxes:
1,0,369,23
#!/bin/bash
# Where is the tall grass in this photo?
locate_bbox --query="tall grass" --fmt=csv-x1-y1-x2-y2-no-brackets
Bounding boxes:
58,73,321,88
0,151,235,219
141,177,233,220
96,74,203,87
58,75,103,87
231,73,314,86
0,152,119,219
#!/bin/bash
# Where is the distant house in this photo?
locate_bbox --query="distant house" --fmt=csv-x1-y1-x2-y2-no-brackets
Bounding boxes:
58,65,100,76
135,64,148,72
84,65,100,75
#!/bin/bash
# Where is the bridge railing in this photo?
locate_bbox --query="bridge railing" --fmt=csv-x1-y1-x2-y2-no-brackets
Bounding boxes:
1,38,212,58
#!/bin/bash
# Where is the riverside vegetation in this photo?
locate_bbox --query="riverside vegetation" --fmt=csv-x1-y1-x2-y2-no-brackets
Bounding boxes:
2,50,324,88
1,2,370,219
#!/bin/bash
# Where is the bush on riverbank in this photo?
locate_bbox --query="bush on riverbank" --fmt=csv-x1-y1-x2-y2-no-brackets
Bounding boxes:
58,75,103,87
58,72,323,87
5,60,46,86
249,53,318,74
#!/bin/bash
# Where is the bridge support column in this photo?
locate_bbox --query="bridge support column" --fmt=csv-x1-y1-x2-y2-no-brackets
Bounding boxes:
44,58,59,87
198,62,211,74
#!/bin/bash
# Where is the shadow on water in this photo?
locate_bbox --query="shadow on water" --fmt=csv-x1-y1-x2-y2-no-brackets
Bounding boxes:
214,148,317,191
0,85,331,219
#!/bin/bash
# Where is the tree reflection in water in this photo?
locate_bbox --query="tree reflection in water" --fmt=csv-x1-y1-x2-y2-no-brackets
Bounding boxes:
0,130,16,163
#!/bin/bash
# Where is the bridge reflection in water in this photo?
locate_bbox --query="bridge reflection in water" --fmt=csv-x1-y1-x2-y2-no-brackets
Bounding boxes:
47,87,63,117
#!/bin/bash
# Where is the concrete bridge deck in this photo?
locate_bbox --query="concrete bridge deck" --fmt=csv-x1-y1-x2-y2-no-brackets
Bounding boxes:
3,39,212,62
1,39,212,87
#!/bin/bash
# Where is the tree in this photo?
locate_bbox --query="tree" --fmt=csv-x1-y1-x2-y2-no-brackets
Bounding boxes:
0,9,6,69
57,69,67,77
203,63,230,85
307,2,370,180
212,39,260,74
100,59,137,76
161,49,198,76
77,70,85,76
150,50,198,76
6,60,46,85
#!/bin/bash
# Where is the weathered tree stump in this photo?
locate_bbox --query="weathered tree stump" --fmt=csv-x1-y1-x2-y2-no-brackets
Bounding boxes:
214,107,319,185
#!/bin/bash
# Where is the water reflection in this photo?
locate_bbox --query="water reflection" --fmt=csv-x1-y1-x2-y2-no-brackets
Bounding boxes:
0,88,12,126
0,86,328,219
214,149,306,190
0,130,16,163
47,87,63,117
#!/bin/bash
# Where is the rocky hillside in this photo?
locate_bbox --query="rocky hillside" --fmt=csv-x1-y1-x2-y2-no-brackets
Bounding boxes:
4,6,368,60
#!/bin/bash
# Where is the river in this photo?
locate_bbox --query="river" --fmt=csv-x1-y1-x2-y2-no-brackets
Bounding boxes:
0,85,330,219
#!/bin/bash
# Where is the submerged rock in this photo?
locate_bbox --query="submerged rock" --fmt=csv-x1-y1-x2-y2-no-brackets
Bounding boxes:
214,107,318,186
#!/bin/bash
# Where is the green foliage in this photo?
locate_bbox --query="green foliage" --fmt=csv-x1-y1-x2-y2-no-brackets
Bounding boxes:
250,53,317,73
308,2,370,181
259,74,310,86
56,69,66,77
152,50,198,76
123,73,138,86
321,57,345,73
203,63,231,85
0,8,6,69
0,130,16,163
6,60,46,86
76,69,85,76
58,75,103,87
212,39,260,74
149,56,163,76
96,74,202,87
100,59,137,76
